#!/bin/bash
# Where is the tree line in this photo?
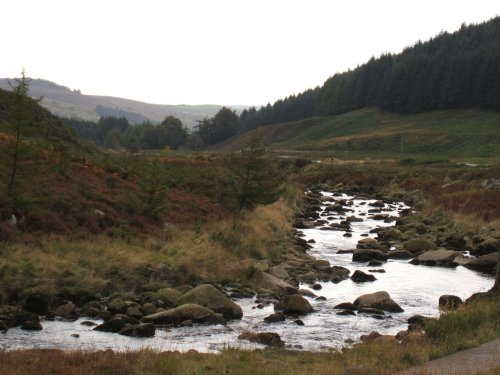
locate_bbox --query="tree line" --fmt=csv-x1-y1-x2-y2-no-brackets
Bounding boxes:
237,16,500,131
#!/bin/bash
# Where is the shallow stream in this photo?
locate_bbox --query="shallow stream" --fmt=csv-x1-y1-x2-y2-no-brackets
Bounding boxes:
1,192,493,352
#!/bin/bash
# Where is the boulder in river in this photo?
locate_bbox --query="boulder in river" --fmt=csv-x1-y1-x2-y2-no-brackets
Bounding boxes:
119,323,155,338
464,252,499,274
352,249,388,262
283,294,314,315
54,301,77,319
143,303,225,325
94,315,140,333
249,269,297,295
353,291,404,313
403,238,436,254
176,284,243,320
264,312,286,323
411,249,459,267
350,270,376,282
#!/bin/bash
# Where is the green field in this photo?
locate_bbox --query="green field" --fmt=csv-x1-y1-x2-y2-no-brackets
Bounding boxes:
221,108,500,161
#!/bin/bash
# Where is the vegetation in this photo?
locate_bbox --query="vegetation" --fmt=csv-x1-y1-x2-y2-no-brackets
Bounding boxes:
236,17,500,130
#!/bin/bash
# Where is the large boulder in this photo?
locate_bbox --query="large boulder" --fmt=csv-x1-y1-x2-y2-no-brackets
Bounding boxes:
238,332,284,347
249,269,297,294
464,252,499,274
54,302,77,319
403,238,436,254
353,291,404,313
412,249,459,266
94,315,140,333
176,284,242,320
352,249,387,262
350,270,376,282
143,304,225,325
283,294,314,315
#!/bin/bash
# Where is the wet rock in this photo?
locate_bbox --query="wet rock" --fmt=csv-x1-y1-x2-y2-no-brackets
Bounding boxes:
337,310,356,316
238,332,284,347
126,307,143,319
357,307,385,315
294,319,305,325
407,314,431,330
283,295,314,315
298,272,319,283
354,291,404,313
0,320,9,333
249,269,298,295
334,302,356,310
299,289,317,298
356,238,388,252
343,233,353,237
94,315,140,333
368,260,383,267
143,304,225,325
264,312,286,323
176,284,243,320
464,252,498,274
21,320,43,331
369,269,386,273
108,299,139,315
387,250,413,259
337,249,354,254
315,296,327,301
119,323,155,337
350,270,376,282
180,319,193,327
54,301,77,319
352,249,388,262
141,303,157,316
472,237,500,256
411,249,459,267
80,321,97,327
403,238,436,254
439,295,463,310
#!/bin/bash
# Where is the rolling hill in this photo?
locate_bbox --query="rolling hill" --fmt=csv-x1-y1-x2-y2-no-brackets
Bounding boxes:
0,78,246,128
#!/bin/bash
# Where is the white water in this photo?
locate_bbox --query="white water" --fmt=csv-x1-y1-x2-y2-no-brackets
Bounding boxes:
1,192,494,352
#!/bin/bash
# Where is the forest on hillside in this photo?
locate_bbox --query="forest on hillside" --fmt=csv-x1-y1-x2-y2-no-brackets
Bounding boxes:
238,17,500,133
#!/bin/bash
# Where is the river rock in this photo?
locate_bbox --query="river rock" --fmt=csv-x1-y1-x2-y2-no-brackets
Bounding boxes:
299,289,317,298
94,315,140,333
439,295,462,310
108,299,140,314
176,284,242,320
54,301,77,319
472,237,500,256
21,320,43,331
283,294,314,314
126,307,143,319
352,249,388,262
353,291,404,312
403,238,436,254
156,288,183,307
119,323,155,338
238,332,284,347
350,270,376,282
464,252,499,274
356,238,388,252
143,304,225,325
249,269,298,295
334,302,356,310
412,249,459,266
264,312,286,323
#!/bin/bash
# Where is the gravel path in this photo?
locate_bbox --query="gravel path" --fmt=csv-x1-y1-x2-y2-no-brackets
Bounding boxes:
401,339,500,374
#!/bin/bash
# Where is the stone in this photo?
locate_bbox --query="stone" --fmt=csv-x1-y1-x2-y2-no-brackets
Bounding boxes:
238,332,284,347
156,288,183,307
352,249,387,262
473,237,500,256
283,294,314,315
176,284,242,320
299,289,317,298
413,249,459,266
94,315,139,333
54,301,77,319
334,302,356,310
387,250,413,259
141,303,157,316
403,238,436,254
350,270,376,282
119,323,155,338
294,319,305,326
354,291,404,313
143,304,225,325
249,269,297,294
439,295,463,310
21,320,43,331
126,307,143,319
464,252,498,274
337,310,356,316
264,312,286,323
368,260,383,267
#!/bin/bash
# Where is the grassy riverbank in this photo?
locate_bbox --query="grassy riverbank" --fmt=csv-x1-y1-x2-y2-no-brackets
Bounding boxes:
0,295,498,375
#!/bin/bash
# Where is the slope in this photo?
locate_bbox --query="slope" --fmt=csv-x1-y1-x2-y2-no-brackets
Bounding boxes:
221,108,500,160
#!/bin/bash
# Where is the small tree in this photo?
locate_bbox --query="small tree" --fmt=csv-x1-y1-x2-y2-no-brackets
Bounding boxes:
6,69,35,197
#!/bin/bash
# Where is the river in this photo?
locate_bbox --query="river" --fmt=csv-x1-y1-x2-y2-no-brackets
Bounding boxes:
1,192,494,352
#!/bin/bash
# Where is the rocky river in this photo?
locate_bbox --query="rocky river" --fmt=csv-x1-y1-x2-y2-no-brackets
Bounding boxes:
1,190,495,352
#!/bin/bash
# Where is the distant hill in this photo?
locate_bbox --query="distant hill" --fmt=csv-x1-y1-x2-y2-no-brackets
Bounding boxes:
0,78,247,128
221,108,500,159
238,16,500,131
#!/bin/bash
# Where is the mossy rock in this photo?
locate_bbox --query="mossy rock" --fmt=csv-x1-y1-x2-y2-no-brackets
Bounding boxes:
403,238,437,254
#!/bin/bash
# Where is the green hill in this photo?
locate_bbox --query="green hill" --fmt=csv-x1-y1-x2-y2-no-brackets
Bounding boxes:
221,108,500,160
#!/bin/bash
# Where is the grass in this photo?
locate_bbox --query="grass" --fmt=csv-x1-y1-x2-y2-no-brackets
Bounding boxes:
220,108,500,161
0,296,498,374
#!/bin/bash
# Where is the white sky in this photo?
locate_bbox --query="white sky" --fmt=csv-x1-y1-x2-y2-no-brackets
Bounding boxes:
2,0,499,106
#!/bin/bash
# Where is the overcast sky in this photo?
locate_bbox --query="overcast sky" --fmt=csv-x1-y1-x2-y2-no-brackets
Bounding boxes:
2,1,499,106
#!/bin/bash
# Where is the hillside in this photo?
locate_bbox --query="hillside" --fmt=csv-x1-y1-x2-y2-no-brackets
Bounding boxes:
0,78,245,128
221,108,500,160
238,17,500,131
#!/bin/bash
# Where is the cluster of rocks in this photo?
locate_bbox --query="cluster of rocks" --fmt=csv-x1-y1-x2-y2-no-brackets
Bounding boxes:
334,291,404,320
